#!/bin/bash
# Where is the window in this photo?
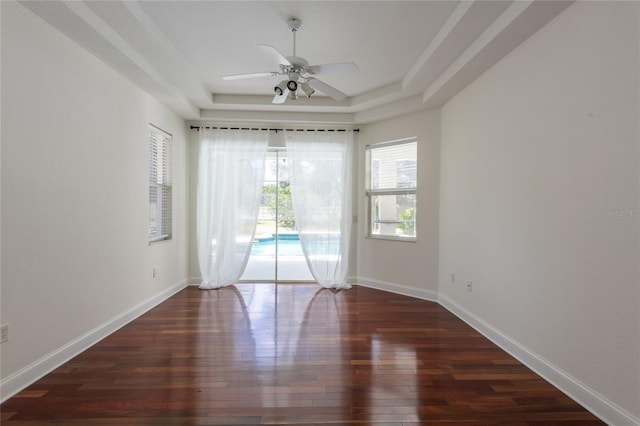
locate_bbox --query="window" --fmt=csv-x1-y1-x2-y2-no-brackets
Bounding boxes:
366,138,417,240
148,125,172,243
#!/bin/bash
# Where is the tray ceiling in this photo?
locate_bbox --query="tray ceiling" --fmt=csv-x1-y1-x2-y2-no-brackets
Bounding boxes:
21,1,573,124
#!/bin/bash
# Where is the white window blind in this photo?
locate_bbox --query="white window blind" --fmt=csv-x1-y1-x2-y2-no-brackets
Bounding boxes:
148,125,172,243
366,138,417,240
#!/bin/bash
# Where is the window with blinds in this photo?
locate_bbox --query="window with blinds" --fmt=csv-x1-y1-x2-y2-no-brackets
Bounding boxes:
366,138,417,240
148,125,172,243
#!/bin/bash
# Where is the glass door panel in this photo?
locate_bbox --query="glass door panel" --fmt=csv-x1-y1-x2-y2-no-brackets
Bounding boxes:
240,151,277,281
241,150,314,282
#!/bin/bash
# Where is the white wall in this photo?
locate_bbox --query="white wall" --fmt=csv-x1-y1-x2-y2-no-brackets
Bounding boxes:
439,2,639,422
357,110,440,298
0,1,188,396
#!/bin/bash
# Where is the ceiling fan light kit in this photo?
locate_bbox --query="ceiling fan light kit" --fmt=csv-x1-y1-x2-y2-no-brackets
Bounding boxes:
223,18,358,104
274,80,287,96
301,82,315,98
286,79,298,92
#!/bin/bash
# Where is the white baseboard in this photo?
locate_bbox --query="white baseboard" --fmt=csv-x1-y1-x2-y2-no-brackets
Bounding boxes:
354,277,438,302
438,294,639,426
0,280,189,403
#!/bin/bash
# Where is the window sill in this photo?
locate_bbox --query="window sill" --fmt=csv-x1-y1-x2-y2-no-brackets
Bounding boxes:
366,235,417,243
149,234,171,244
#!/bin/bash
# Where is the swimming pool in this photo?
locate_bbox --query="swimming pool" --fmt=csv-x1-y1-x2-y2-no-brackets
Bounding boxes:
251,236,342,257
251,238,304,256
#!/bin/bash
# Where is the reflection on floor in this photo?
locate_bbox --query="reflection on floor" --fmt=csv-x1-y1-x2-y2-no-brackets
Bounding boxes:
0,284,604,425
242,255,315,281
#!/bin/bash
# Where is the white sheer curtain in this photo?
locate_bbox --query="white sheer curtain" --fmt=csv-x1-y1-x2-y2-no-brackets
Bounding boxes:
197,128,268,289
285,131,354,289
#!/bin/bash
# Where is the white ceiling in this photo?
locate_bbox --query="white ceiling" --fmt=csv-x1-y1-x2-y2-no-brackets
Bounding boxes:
22,0,573,125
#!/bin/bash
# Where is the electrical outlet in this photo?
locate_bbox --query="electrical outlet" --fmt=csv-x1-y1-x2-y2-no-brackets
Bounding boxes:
1,325,8,344
152,267,157,278
450,273,455,284
466,280,473,292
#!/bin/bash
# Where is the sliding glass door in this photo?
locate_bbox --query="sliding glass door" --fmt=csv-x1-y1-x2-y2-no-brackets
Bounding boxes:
240,149,314,282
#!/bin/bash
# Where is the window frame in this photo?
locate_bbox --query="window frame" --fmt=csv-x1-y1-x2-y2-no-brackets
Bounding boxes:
365,137,417,242
148,124,172,244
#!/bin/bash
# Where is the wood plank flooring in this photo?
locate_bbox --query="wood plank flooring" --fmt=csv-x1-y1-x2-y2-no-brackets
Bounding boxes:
1,284,605,425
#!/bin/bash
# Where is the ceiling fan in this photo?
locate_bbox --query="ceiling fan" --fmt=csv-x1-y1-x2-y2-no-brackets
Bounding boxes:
222,18,358,104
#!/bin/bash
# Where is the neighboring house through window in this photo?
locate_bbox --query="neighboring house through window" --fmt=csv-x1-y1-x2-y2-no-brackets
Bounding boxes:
366,138,417,241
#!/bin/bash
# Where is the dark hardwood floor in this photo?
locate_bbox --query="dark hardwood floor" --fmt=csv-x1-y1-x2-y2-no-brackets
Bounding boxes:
1,284,604,425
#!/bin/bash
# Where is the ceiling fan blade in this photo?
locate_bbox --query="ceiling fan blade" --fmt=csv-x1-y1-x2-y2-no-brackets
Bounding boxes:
306,62,359,75
222,72,278,80
272,87,290,104
257,45,292,66
306,78,347,101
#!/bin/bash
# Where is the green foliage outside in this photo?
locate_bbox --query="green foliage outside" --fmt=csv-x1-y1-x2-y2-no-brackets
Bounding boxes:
263,183,296,230
399,207,415,235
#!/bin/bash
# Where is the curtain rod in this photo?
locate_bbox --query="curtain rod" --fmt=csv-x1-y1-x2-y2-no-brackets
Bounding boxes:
190,126,358,133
